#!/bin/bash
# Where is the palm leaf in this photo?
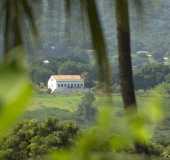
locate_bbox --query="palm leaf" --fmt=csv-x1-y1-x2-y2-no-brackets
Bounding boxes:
21,0,38,36
3,0,37,65
82,0,112,93
3,0,22,63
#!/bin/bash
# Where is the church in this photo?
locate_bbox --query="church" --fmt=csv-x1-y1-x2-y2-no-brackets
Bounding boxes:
48,75,85,93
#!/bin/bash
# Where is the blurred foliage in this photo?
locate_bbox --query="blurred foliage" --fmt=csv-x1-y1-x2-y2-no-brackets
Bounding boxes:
153,82,170,96
3,0,37,65
49,90,164,160
0,63,32,139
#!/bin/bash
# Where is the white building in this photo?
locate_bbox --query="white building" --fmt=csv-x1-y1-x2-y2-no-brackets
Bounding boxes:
48,75,85,93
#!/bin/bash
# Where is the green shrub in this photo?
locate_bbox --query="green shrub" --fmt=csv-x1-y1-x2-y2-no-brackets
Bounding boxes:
76,92,96,125
0,119,78,160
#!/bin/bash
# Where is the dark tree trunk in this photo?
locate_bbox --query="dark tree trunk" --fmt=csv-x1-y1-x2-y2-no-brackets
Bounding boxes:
115,0,137,110
115,0,150,153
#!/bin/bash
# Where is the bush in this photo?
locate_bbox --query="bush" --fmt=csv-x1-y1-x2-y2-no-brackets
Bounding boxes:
76,92,96,125
0,119,78,160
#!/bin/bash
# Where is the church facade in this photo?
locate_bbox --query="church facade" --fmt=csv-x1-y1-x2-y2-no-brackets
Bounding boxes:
48,75,85,93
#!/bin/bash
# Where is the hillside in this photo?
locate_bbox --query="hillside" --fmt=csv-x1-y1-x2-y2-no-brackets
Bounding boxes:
0,0,170,63
29,0,170,61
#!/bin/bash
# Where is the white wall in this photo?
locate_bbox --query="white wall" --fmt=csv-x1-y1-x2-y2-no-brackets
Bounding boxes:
56,80,84,88
47,77,57,93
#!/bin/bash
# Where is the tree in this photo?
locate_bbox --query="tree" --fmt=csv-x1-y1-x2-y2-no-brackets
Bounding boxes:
76,91,96,125
58,60,87,75
134,64,170,90
115,0,137,110
115,0,154,153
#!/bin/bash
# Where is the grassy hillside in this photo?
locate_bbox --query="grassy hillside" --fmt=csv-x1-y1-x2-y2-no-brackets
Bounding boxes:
22,92,170,144
29,93,83,112
29,93,124,112
23,93,123,121
27,93,169,117
23,92,82,120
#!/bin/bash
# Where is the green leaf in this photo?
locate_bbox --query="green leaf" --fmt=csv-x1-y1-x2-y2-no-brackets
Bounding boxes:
0,66,32,138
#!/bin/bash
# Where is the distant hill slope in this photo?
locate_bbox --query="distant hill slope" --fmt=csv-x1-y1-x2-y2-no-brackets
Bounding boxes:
1,0,170,62
34,0,170,60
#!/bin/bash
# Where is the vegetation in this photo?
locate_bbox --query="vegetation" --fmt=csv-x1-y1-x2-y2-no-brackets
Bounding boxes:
0,119,78,160
1,0,170,160
30,56,96,88
134,64,170,90
30,93,82,112
76,91,96,125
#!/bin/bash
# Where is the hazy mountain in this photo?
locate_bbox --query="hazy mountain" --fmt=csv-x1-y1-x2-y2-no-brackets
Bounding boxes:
1,0,170,62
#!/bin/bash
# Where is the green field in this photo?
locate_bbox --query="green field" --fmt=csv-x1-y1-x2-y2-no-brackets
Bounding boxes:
22,92,170,144
23,93,123,121
26,93,169,118
29,93,83,112
30,93,124,110
28,92,168,113
23,92,83,120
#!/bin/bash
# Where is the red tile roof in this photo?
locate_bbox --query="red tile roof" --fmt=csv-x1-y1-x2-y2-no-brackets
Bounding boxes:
51,75,83,81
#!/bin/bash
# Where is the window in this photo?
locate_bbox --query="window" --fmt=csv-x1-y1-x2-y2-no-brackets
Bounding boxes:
58,84,60,87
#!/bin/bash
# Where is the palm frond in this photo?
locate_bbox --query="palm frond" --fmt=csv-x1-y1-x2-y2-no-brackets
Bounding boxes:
21,0,38,36
84,0,112,93
3,0,37,65
4,0,22,58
